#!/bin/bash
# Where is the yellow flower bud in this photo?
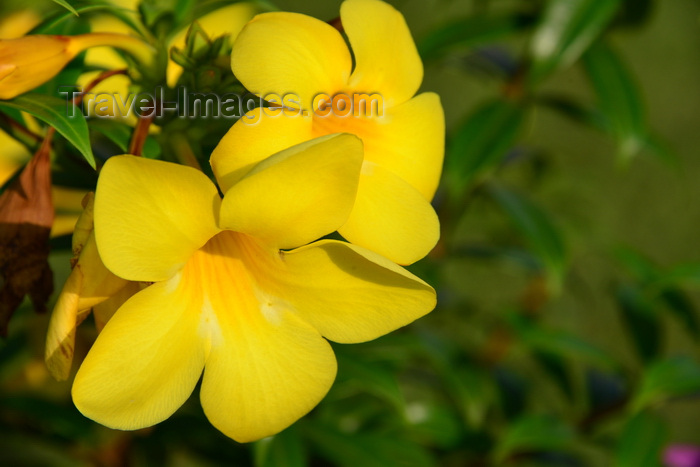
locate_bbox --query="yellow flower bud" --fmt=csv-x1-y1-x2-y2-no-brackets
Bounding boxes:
0,33,153,100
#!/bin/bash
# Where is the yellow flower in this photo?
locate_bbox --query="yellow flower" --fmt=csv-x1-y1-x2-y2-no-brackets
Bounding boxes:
0,33,152,100
211,0,445,265
45,193,140,381
71,133,436,442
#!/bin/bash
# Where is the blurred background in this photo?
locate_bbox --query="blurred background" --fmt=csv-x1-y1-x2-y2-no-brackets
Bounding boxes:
0,0,699,465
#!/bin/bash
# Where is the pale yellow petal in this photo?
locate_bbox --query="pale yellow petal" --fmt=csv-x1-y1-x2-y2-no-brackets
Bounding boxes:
341,0,423,107
210,107,313,192
45,233,128,381
45,267,83,381
220,134,363,249
72,274,206,430
271,240,436,343
339,162,439,265
232,12,351,110
94,156,221,282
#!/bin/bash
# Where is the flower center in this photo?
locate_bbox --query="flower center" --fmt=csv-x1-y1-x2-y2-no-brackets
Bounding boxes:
177,231,288,350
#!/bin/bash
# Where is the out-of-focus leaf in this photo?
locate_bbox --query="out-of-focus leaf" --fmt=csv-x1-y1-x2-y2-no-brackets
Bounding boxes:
50,0,79,16
443,365,496,428
305,422,436,467
508,313,616,369
446,99,525,196
419,13,535,60
335,352,404,413
614,411,667,467
495,368,529,420
254,426,306,467
654,263,700,289
614,247,660,284
633,357,700,410
529,0,622,83
494,415,575,463
0,95,95,168
405,400,463,449
536,95,607,131
0,432,80,467
488,184,566,282
616,284,661,364
90,119,161,160
533,351,575,400
658,288,700,340
0,395,95,441
583,40,647,161
614,0,655,27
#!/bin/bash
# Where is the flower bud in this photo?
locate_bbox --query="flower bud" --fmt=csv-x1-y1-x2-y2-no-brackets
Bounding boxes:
0,33,153,100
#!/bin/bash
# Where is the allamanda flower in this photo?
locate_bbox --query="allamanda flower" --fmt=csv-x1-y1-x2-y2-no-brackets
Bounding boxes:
211,0,445,265
72,133,436,442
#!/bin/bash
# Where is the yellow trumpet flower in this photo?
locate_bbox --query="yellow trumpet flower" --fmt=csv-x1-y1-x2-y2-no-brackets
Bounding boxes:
71,133,435,442
0,32,152,100
211,0,445,265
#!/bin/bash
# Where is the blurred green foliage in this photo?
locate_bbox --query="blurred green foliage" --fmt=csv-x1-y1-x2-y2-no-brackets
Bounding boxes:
1,0,700,465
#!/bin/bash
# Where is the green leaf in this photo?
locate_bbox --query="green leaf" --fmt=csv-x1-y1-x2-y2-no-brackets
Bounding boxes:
33,4,145,37
529,0,622,83
305,422,436,467
615,0,655,28
0,94,95,169
254,426,306,467
583,40,647,161
494,415,575,462
488,184,566,282
658,289,700,341
508,314,616,369
614,246,661,284
89,119,161,159
50,0,79,16
616,284,661,364
536,94,607,131
440,364,497,428
446,99,525,196
633,357,700,410
614,411,667,467
654,263,700,289
335,352,404,413
418,13,535,60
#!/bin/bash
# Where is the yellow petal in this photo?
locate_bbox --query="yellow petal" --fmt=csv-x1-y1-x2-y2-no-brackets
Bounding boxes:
210,107,313,192
94,156,221,282
338,162,440,265
194,232,336,442
72,274,206,430
45,233,128,381
93,281,144,332
220,134,363,249
341,0,423,107
272,240,436,343
45,266,82,381
362,93,444,200
232,12,351,110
